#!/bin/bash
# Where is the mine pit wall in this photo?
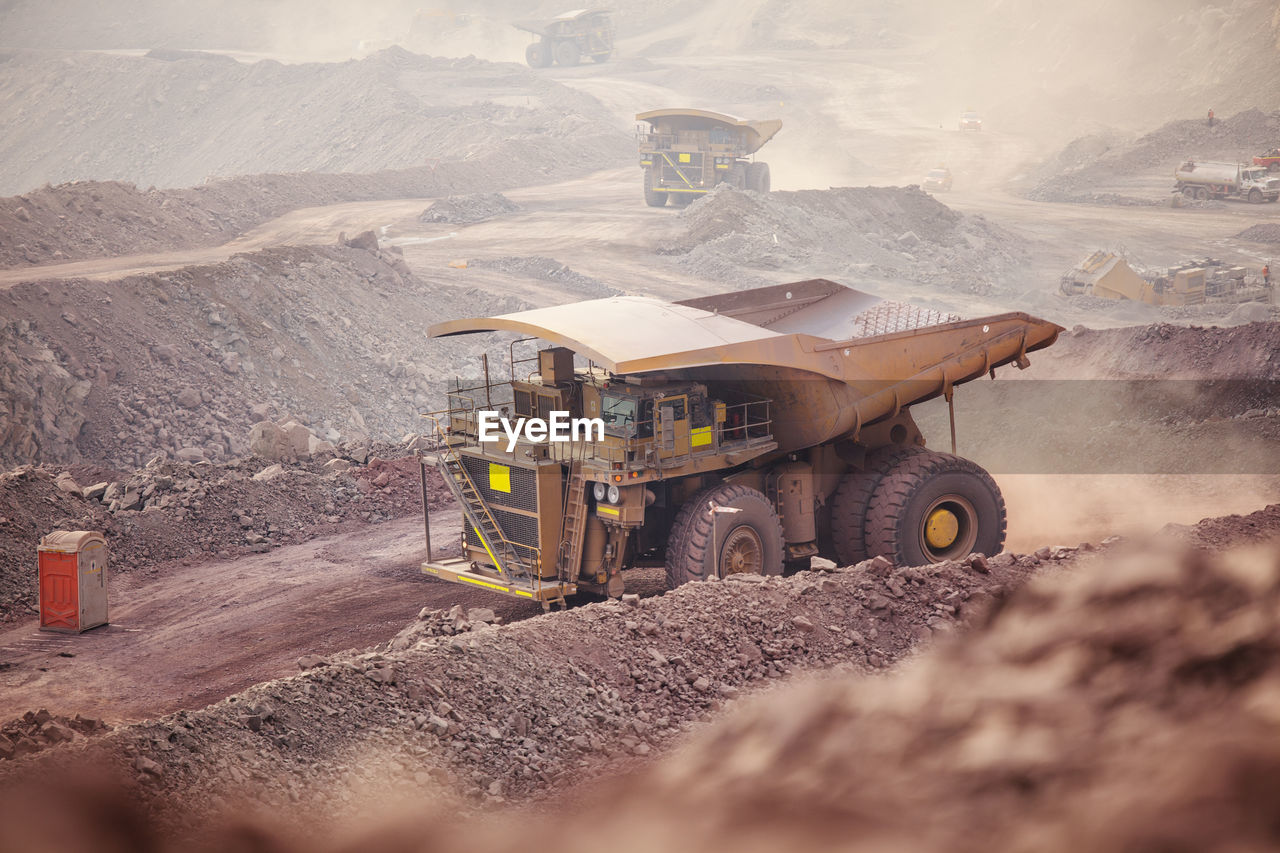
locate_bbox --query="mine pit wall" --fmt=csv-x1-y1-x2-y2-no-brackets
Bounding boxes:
0,244,497,468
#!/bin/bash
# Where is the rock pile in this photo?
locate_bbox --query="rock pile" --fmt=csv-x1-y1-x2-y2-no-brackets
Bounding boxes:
0,243,501,468
1,539,1056,832
1024,108,1280,203
0,447,446,621
421,193,519,225
671,185,1028,294
1237,223,1280,244
0,710,109,763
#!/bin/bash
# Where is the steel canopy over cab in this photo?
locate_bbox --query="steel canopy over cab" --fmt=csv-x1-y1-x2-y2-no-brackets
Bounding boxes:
420,279,1062,607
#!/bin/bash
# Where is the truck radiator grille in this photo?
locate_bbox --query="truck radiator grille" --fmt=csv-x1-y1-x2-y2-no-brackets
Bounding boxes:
465,507,540,551
661,153,704,185
460,455,538,513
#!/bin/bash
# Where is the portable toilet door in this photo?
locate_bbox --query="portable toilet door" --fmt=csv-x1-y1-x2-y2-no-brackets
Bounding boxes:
38,531,108,633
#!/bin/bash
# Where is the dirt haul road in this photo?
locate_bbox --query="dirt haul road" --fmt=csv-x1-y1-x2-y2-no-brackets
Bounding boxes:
0,509,549,724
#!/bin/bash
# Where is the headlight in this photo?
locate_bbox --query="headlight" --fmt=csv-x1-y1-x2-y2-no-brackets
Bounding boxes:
593,482,607,502
606,484,620,504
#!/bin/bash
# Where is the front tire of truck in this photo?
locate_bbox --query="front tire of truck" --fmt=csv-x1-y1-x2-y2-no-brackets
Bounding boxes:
1249,189,1263,204
554,40,580,66
829,446,927,566
525,41,551,68
665,483,784,588
644,168,668,207
865,451,1006,567
747,161,771,192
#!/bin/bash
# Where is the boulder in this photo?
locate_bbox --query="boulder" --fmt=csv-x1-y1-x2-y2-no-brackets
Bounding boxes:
174,447,206,463
280,421,313,456
252,464,285,482
53,472,82,495
248,421,290,461
176,387,202,409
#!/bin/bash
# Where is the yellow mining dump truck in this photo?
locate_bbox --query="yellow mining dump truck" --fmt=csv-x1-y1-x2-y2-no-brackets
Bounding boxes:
636,109,781,207
515,9,614,67
419,279,1061,606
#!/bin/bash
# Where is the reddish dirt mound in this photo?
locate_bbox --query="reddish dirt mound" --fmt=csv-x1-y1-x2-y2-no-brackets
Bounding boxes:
1,505,1278,850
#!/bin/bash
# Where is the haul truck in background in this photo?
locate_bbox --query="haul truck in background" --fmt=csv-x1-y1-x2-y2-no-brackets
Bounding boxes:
418,279,1062,607
636,109,781,207
516,9,614,67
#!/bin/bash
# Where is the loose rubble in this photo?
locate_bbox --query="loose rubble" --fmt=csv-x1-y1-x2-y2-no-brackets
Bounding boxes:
421,193,520,225
0,710,109,763
0,443,445,621
671,185,1027,294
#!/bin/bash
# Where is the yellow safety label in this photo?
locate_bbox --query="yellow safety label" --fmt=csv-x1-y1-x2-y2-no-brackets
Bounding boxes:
597,505,621,517
691,426,712,447
678,153,691,163
489,463,511,493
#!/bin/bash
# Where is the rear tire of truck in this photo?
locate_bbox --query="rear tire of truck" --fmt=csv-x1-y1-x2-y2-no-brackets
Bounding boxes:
865,451,1006,567
671,194,694,206
644,168,668,207
592,49,612,63
665,483,784,588
525,42,551,68
829,446,927,566
747,161,771,193
554,40,580,66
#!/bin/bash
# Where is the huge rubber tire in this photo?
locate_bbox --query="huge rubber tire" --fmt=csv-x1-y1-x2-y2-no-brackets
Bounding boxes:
1249,189,1263,204
643,167,668,207
747,161,771,193
726,163,747,190
592,49,613,63
829,446,927,566
525,42,551,68
554,40,580,66
665,483,784,588
671,193,694,206
865,451,1006,567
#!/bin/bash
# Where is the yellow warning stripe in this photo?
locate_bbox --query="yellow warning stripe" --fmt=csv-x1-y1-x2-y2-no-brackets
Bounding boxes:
597,505,620,517
456,575,533,598
472,525,504,575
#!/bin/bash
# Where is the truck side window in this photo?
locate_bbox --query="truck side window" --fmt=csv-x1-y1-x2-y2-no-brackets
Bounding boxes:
638,400,654,438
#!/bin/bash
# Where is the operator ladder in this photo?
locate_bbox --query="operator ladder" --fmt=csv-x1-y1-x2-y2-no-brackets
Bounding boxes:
556,464,589,581
433,450,533,578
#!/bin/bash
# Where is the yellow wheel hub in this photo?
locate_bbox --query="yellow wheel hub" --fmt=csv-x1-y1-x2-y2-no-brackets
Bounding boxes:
924,508,960,550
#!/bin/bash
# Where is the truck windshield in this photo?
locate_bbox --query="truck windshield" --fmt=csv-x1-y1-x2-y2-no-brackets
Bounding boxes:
601,394,637,427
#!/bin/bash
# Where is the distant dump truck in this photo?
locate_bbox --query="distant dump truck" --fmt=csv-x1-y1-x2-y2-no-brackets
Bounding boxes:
515,9,614,67
636,109,781,207
1254,148,1280,171
1174,160,1280,203
418,279,1062,606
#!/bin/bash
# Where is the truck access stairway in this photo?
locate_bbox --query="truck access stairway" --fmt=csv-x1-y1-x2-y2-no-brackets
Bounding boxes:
421,438,574,607
433,448,535,579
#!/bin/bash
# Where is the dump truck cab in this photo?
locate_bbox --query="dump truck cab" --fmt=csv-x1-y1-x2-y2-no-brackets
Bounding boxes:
419,279,1061,607
636,109,781,207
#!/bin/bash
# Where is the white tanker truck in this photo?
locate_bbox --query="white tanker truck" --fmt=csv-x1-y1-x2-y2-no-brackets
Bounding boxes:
1174,160,1280,203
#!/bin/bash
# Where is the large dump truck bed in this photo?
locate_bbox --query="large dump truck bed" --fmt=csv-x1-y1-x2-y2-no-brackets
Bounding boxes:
430,279,1062,453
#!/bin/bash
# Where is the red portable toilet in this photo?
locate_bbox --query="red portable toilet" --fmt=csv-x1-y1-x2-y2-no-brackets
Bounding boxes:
37,531,108,633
